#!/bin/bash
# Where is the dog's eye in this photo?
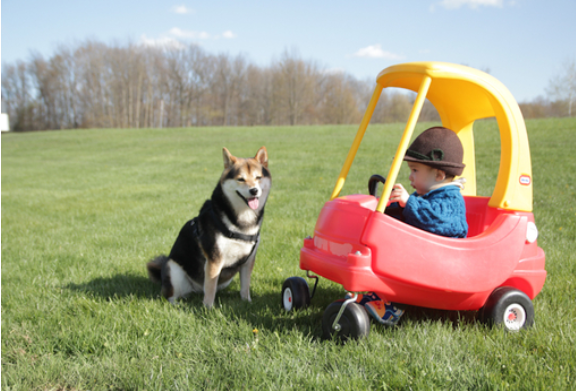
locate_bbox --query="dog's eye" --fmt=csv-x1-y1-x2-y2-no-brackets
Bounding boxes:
237,178,246,182
255,176,262,181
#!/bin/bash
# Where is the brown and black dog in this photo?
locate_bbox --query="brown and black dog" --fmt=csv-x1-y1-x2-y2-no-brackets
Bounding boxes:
147,147,271,308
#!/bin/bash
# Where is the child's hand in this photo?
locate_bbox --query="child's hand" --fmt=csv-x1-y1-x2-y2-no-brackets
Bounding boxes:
390,184,409,207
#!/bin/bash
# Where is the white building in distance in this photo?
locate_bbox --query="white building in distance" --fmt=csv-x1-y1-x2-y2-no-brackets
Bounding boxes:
1,114,10,132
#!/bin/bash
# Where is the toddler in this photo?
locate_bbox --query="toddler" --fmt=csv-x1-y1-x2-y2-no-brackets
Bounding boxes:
362,126,469,325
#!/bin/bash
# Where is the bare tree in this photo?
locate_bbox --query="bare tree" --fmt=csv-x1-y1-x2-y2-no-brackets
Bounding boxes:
29,52,68,130
272,49,321,125
182,44,210,127
208,53,248,126
547,58,576,117
1,61,34,130
241,65,274,126
75,40,110,128
319,72,361,124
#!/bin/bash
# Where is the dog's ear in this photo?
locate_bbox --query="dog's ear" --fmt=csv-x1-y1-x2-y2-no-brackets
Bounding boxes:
254,146,268,168
223,147,237,169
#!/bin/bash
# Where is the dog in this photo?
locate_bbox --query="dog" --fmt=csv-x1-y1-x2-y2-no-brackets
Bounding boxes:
147,146,271,308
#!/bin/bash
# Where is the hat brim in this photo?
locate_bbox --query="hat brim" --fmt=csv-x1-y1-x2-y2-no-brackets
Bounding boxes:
403,155,465,176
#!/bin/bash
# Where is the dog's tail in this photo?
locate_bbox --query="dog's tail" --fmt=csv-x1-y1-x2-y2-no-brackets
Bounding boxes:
147,255,169,284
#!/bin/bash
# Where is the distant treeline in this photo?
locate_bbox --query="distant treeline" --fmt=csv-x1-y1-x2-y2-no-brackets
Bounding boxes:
0,41,569,131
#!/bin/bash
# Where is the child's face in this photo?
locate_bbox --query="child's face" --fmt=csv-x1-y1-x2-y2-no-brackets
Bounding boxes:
407,162,443,195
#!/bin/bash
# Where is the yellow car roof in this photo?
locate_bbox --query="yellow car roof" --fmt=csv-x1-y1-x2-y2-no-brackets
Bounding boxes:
376,62,533,212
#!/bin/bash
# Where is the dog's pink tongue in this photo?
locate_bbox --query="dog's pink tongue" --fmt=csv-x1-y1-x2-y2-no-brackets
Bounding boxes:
248,197,259,210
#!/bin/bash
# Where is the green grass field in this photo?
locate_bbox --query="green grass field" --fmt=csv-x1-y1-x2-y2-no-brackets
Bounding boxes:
2,118,575,390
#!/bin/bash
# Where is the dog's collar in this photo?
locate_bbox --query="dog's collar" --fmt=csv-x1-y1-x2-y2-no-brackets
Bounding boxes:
209,207,260,242
189,204,260,270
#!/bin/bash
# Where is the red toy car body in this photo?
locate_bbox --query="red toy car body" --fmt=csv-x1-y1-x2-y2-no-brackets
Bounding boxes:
300,194,545,310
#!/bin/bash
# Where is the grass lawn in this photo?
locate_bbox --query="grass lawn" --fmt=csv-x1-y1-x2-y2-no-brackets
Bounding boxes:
2,118,575,390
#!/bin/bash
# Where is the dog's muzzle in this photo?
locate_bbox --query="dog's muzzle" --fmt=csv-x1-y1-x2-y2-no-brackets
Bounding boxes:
236,190,260,210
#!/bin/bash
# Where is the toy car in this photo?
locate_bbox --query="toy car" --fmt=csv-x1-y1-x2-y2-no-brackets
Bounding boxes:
281,62,546,340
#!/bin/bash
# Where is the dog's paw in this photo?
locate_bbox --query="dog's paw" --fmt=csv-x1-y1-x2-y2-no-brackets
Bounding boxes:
203,298,215,309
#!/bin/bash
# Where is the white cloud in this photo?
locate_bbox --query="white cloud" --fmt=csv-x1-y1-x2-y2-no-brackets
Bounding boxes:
353,44,403,60
139,34,184,49
142,28,235,47
438,0,503,9
171,5,194,14
169,27,210,39
221,30,237,39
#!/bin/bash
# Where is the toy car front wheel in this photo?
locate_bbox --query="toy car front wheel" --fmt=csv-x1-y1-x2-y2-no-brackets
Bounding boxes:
281,277,310,312
322,300,370,341
481,287,535,331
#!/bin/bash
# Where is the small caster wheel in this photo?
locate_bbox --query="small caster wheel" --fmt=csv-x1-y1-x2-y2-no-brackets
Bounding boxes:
480,287,535,331
281,277,310,312
322,300,370,341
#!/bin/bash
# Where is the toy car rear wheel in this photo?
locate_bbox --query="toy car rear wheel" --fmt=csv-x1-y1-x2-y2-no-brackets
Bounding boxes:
322,300,370,341
281,277,310,312
481,287,535,331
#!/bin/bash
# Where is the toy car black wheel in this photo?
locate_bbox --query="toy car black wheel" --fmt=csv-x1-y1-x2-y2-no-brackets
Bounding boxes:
481,287,535,331
368,174,387,196
322,300,370,341
281,277,310,312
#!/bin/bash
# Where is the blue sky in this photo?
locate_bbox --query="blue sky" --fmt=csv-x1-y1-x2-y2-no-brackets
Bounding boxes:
1,0,575,102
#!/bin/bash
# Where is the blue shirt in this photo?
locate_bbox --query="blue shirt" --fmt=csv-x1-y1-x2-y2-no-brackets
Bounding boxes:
389,185,468,238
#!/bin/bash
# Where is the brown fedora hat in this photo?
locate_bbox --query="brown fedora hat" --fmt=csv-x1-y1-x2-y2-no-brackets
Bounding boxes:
403,126,465,177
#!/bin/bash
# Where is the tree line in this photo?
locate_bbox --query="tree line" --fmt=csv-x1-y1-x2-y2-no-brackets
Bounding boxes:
0,41,439,131
1,41,573,131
